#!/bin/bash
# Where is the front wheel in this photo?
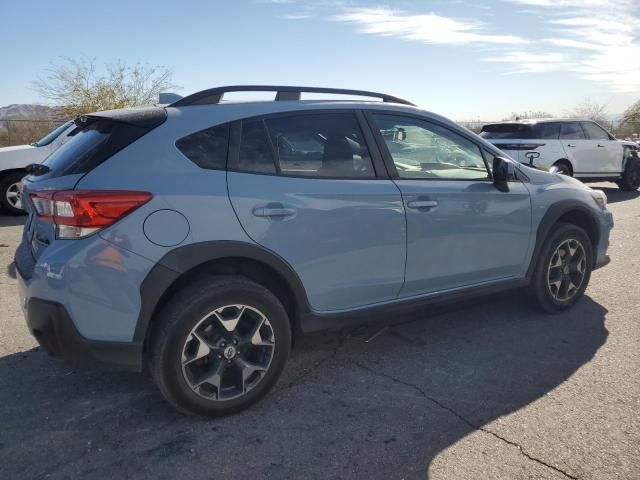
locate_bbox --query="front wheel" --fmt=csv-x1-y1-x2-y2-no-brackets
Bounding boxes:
616,156,640,191
528,223,593,313
148,276,292,417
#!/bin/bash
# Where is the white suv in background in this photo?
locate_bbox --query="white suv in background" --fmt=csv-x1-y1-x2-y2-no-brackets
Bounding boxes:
480,119,640,191
0,121,75,214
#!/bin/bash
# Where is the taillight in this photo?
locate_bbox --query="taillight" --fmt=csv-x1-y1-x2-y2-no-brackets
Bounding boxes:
29,190,152,239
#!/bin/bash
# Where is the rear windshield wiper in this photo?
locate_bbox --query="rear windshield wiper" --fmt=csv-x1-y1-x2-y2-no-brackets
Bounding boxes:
25,163,51,176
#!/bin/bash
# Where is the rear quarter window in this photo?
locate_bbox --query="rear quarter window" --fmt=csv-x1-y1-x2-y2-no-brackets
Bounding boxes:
175,123,230,169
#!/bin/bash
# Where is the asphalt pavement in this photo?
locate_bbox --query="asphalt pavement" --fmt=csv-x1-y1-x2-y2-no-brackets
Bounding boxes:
0,184,638,479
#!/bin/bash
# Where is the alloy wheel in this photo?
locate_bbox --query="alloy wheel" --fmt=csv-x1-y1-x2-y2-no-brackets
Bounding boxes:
546,238,587,302
5,182,22,210
181,304,275,401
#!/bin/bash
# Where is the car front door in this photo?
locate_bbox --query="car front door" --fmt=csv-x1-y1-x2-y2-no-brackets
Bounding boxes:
227,111,406,312
367,112,532,297
581,121,622,175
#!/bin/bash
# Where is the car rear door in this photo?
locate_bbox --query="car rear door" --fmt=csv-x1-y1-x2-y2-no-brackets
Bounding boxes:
226,110,406,312
367,111,532,297
581,121,622,175
559,122,595,175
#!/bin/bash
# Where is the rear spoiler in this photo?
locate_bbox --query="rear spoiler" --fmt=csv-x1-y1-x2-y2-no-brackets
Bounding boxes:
75,106,167,129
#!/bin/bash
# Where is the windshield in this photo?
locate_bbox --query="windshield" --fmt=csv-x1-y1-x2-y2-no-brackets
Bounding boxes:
32,121,73,147
480,123,534,140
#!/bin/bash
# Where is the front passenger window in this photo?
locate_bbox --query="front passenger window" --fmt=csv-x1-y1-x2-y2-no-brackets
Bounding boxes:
372,114,489,180
559,123,586,140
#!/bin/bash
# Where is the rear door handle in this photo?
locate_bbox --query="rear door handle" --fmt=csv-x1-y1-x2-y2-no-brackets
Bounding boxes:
597,144,606,147
252,206,297,218
566,144,576,148
406,200,438,209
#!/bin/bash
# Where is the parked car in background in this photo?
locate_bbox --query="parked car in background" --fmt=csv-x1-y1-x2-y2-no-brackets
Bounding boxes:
16,86,613,417
480,119,640,191
0,120,74,214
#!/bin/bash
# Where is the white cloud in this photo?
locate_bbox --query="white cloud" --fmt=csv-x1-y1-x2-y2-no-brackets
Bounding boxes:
280,12,312,20
483,51,568,73
330,8,527,45
272,1,640,92
501,0,640,91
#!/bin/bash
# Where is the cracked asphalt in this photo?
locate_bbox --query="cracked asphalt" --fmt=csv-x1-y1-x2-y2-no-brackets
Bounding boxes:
1,184,639,480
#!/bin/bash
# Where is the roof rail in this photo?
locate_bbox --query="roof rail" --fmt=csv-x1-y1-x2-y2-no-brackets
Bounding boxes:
169,85,416,107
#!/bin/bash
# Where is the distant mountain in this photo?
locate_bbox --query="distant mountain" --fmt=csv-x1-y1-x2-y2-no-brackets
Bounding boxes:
0,104,64,120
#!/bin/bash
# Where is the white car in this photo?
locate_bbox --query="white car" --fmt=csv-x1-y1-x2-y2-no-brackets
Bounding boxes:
0,121,75,214
480,119,640,191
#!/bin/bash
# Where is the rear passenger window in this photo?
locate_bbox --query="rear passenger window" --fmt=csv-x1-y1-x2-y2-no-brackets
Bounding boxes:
534,122,560,140
238,120,277,174
176,124,229,169
264,113,375,178
559,123,586,140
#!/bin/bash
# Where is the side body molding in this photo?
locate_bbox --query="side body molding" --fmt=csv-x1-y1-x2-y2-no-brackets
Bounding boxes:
134,241,312,343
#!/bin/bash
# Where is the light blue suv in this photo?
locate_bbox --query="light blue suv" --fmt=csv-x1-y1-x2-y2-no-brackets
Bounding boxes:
15,86,613,417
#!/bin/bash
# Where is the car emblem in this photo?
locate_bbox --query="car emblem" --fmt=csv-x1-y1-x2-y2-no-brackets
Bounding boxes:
223,345,237,359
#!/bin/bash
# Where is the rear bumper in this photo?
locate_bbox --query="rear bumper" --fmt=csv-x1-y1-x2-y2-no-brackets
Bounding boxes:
23,297,143,371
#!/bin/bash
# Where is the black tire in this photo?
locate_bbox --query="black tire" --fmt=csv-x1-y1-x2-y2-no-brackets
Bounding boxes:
551,160,572,176
148,275,291,417
0,172,27,215
616,156,640,191
528,223,593,313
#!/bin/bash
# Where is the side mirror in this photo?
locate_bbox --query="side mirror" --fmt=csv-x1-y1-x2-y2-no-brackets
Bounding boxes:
493,156,510,192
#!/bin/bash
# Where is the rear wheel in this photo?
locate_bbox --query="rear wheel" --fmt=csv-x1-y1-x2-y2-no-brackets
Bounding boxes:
616,156,640,191
550,161,572,176
0,172,27,215
528,223,593,313
149,276,291,417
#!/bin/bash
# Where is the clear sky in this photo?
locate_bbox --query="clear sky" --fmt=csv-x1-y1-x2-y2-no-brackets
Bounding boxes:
2,0,638,120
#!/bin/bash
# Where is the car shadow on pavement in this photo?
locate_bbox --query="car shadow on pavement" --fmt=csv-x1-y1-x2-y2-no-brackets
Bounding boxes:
0,215,26,227
598,186,640,204
0,294,607,479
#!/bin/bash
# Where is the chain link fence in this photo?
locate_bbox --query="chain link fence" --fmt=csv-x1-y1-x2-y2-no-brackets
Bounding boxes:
0,119,66,148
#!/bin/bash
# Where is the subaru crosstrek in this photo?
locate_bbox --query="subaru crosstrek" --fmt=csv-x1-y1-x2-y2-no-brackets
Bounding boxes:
15,86,613,417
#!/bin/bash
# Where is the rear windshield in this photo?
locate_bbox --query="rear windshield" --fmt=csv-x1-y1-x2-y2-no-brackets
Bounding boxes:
480,124,534,139
42,120,113,176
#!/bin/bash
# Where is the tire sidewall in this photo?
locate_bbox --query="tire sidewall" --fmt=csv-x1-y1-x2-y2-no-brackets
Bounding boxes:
153,278,291,417
532,224,593,312
622,157,640,190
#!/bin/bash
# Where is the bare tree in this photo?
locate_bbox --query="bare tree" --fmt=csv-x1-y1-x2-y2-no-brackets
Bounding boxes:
567,98,610,128
622,100,640,124
505,111,553,121
33,57,178,118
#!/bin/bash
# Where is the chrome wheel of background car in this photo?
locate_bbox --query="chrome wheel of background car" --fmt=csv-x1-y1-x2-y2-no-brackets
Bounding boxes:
550,164,571,176
5,182,23,210
547,239,587,302
181,304,275,401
